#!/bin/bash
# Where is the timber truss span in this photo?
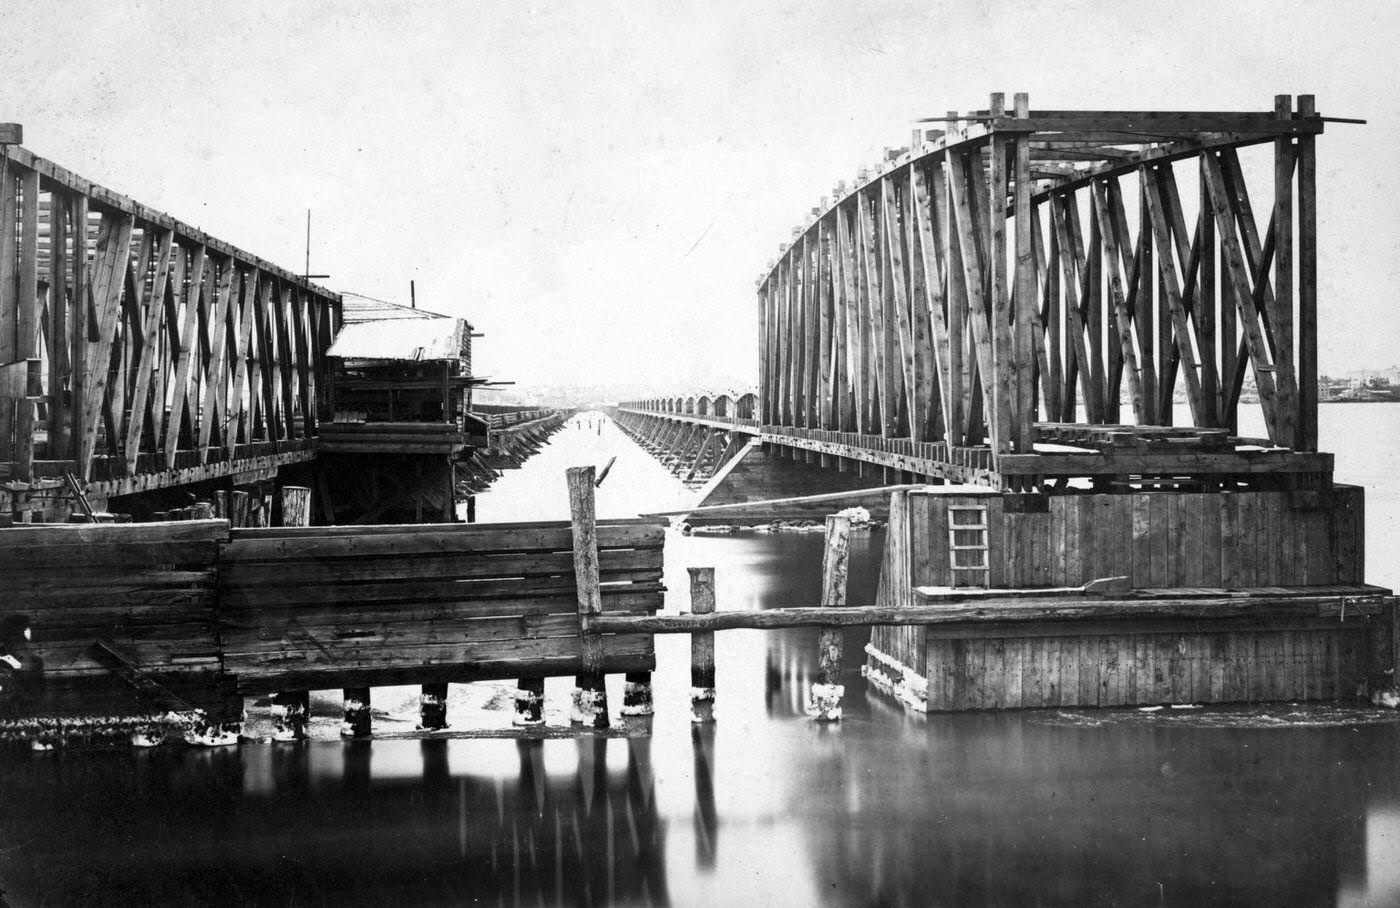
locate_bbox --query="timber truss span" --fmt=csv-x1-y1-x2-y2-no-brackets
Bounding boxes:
0,129,565,519
0,132,340,500
625,94,1345,493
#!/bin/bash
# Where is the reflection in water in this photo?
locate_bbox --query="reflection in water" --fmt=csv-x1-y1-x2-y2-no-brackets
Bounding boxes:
0,735,670,906
4,410,1400,906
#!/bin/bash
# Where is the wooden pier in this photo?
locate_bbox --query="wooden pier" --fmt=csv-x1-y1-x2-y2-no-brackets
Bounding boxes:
0,500,663,744
606,94,1398,711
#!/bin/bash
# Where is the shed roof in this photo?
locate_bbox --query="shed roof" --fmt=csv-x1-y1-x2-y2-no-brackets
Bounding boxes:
339,291,472,328
328,316,467,362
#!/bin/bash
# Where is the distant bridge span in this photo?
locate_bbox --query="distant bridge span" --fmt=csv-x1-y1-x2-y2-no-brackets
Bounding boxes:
621,93,1340,497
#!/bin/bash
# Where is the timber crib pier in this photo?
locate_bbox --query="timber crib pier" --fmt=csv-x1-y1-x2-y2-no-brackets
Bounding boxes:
0,469,664,747
588,485,1399,717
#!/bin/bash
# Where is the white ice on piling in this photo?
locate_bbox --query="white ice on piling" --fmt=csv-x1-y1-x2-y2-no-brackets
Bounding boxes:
862,642,930,712
806,683,845,721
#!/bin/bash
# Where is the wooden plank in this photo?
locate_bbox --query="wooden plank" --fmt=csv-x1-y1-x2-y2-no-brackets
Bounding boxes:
163,245,206,462
121,229,175,471
12,166,39,479
1296,96,1317,451
1061,495,1082,588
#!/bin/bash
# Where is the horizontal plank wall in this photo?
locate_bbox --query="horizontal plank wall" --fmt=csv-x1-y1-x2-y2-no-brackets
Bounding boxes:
924,623,1377,710
866,486,1385,711
0,520,228,715
0,517,665,720
909,486,1365,590
218,519,665,693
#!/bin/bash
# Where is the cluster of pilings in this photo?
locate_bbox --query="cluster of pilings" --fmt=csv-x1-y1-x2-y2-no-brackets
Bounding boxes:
455,410,571,497
611,410,747,486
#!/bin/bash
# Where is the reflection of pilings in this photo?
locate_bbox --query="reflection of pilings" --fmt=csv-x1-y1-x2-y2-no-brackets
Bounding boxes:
342,740,371,793
692,724,718,868
421,739,450,790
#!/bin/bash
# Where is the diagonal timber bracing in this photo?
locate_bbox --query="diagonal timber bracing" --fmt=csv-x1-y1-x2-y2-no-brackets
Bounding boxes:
0,140,341,499
726,94,1333,491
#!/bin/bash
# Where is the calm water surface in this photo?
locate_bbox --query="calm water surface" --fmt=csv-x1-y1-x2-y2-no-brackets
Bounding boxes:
4,408,1400,907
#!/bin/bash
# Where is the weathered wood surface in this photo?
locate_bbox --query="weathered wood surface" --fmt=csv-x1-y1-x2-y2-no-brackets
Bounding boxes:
588,589,1391,634
0,519,228,716
908,486,1365,590
923,623,1379,710
219,518,665,694
0,515,665,717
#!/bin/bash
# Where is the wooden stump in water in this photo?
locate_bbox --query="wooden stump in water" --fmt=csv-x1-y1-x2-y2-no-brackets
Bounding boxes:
690,567,716,723
341,687,372,738
272,690,310,741
514,677,545,725
807,514,851,721
622,671,654,716
571,673,609,728
419,682,449,730
568,466,610,728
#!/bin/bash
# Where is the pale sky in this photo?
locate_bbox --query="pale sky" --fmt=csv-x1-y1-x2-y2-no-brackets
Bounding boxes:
1,0,1396,394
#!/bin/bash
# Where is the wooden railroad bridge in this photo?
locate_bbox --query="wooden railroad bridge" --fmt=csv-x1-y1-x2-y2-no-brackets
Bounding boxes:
0,126,565,524
0,93,1394,743
610,94,1400,712
616,93,1338,505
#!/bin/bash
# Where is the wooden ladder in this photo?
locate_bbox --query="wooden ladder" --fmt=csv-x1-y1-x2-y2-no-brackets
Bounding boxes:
948,504,990,588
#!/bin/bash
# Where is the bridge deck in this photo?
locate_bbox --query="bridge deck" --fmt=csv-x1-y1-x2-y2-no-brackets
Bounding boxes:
615,406,1331,489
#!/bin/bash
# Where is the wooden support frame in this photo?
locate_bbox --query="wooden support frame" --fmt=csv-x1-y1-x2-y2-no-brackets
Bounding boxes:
748,94,1331,488
0,142,337,493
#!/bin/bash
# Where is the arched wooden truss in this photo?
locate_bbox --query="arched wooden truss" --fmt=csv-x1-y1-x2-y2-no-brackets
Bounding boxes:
0,135,340,500
742,93,1338,490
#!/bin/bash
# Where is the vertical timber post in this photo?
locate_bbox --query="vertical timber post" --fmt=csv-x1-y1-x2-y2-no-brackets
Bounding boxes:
567,465,609,728
1296,94,1318,452
419,682,449,731
341,687,371,738
514,677,545,725
271,690,310,742
807,513,851,720
689,566,716,722
271,484,312,740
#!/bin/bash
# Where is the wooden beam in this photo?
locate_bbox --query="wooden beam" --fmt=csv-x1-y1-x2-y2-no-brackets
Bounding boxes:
14,166,39,480
589,591,1392,634
1296,95,1318,451
122,229,174,472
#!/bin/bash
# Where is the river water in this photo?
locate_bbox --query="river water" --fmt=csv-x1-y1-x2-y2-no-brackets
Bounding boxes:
4,408,1400,907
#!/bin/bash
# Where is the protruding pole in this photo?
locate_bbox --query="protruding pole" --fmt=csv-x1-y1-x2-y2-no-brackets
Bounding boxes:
1297,94,1318,452
419,682,448,730
622,670,654,716
514,677,545,725
807,514,851,720
341,687,371,738
272,690,310,741
690,566,716,722
567,466,609,728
